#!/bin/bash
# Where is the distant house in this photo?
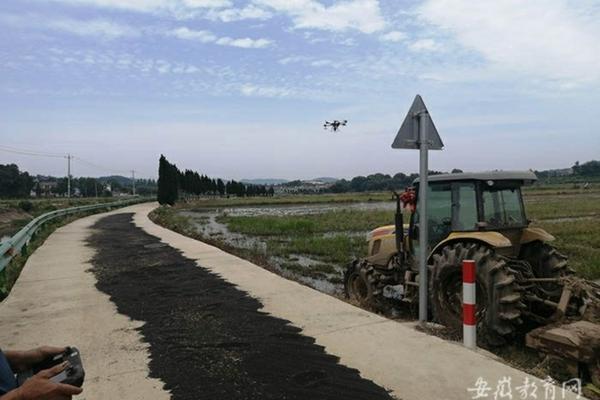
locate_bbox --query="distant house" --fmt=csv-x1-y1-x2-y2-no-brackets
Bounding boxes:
275,179,334,194
38,180,58,196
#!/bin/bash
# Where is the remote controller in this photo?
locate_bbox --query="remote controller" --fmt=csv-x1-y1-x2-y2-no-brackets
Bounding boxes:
16,347,85,388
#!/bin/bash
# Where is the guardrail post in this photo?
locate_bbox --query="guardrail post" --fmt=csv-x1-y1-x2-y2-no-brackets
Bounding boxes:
463,259,476,349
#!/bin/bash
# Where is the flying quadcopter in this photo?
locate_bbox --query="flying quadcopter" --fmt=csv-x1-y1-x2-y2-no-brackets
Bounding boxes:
323,120,348,132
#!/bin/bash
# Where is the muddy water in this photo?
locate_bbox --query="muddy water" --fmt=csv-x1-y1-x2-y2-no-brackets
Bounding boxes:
179,202,392,296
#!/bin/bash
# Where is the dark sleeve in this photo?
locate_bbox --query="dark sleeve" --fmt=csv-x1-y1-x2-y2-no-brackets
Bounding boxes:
0,350,17,395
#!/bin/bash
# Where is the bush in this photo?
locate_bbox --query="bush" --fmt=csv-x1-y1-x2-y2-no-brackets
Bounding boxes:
18,200,33,213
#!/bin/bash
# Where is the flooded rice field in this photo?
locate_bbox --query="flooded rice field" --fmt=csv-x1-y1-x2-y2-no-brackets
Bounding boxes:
178,202,394,296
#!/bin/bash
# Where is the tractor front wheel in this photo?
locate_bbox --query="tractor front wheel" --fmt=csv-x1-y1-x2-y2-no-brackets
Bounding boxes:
344,259,377,308
430,242,524,346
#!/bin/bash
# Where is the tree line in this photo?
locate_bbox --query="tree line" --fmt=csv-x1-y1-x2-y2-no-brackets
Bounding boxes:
572,160,600,176
0,164,34,198
0,163,157,199
535,160,600,181
157,155,274,205
328,170,456,193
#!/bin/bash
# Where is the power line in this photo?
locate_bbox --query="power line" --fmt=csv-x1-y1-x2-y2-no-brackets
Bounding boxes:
0,145,66,159
72,156,129,175
1,144,132,176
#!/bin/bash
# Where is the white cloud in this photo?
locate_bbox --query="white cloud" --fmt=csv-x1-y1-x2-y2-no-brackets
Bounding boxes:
50,18,138,39
216,37,272,48
156,60,171,74
170,27,216,42
169,27,272,48
408,38,439,52
240,83,292,98
380,30,406,42
278,56,310,65
181,0,231,7
254,0,385,34
310,59,333,67
36,0,277,22
37,0,231,13
206,5,272,22
418,0,600,84
0,13,138,39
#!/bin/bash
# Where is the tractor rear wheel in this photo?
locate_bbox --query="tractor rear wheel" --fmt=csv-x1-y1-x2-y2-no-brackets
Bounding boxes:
430,242,524,346
520,241,572,299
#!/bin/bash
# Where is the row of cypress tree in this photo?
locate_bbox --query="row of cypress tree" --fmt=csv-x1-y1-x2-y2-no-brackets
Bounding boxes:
157,155,274,205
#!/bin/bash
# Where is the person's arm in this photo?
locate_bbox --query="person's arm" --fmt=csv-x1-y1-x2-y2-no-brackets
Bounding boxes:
4,347,65,373
0,389,21,400
0,363,82,400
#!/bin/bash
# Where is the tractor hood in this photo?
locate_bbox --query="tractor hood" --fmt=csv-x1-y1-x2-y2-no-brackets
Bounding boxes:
367,224,409,242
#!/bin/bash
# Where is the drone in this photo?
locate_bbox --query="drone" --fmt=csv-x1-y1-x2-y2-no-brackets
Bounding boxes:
323,120,348,132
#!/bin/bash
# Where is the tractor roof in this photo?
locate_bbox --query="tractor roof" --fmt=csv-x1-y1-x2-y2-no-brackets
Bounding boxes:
413,170,537,184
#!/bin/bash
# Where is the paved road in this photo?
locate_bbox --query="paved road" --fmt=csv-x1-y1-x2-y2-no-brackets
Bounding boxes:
0,204,582,400
0,205,169,400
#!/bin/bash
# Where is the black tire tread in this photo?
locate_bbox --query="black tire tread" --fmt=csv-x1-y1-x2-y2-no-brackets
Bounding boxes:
430,242,524,346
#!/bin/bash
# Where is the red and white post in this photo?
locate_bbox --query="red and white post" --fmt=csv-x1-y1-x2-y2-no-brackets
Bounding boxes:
462,259,477,349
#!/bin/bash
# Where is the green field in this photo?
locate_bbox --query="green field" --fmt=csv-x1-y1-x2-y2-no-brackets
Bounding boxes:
155,186,600,282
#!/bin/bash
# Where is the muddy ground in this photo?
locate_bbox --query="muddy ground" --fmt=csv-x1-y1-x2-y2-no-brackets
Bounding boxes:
177,203,394,295
87,213,395,400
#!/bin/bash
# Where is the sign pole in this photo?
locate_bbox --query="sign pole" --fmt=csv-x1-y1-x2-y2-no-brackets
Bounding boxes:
391,95,444,324
418,112,429,323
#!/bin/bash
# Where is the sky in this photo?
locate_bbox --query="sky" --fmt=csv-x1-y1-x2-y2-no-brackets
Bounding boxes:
1,0,599,180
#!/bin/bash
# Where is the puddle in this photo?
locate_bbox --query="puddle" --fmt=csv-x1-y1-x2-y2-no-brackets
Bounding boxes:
178,202,388,296
188,201,394,217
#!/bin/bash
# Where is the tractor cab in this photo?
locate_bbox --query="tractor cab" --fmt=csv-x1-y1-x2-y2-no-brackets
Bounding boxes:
365,171,541,267
410,171,537,254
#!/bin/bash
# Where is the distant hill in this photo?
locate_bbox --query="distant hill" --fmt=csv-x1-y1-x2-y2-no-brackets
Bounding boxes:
312,177,338,183
241,178,289,185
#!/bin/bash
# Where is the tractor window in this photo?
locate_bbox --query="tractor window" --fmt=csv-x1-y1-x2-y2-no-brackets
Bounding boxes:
428,184,452,245
481,185,526,228
453,183,478,231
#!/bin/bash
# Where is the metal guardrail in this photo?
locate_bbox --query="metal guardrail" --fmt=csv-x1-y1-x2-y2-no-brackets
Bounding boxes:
0,197,150,272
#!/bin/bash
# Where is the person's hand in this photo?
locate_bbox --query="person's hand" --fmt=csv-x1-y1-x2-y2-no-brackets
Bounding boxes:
13,362,82,400
5,347,66,373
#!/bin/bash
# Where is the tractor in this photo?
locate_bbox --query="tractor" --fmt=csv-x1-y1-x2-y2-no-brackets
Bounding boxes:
344,171,600,364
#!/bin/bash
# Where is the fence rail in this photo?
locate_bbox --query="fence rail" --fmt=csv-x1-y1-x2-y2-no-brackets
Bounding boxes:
0,198,150,272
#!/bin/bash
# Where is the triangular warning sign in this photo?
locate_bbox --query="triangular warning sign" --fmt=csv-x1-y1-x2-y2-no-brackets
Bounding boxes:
391,95,444,150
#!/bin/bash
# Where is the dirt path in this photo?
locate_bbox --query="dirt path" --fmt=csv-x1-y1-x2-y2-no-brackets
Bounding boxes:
88,213,394,400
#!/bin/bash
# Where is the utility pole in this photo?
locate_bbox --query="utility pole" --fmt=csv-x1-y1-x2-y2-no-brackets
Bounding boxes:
131,170,136,196
66,154,72,198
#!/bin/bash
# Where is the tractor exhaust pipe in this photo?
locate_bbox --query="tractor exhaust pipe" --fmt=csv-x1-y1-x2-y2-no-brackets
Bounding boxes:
392,191,404,256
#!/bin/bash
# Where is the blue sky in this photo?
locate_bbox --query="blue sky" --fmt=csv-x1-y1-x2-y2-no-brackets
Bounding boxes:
1,0,599,180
